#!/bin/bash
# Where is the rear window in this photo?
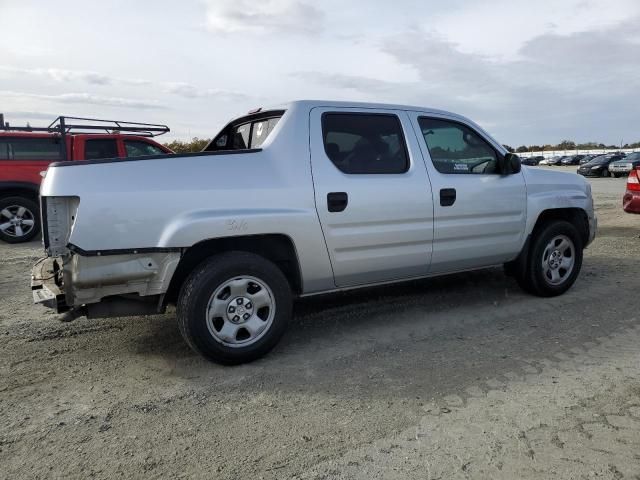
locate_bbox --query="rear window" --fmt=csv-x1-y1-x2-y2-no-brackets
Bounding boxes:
250,117,280,148
0,137,63,161
85,139,119,160
206,111,284,151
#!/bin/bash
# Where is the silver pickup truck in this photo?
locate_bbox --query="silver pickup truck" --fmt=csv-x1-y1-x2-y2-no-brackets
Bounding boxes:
32,100,597,364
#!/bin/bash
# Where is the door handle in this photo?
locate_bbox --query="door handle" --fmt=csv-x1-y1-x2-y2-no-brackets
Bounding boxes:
440,188,456,207
327,192,348,212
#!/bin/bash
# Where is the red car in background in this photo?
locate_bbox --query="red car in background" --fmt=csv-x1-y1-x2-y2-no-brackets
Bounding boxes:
623,167,640,213
0,115,172,243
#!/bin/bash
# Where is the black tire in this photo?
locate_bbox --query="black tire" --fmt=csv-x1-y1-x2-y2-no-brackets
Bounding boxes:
515,220,583,297
177,251,292,364
0,196,40,244
601,169,610,177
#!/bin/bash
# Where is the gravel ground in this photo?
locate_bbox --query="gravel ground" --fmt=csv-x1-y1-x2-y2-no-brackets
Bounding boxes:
1,167,638,479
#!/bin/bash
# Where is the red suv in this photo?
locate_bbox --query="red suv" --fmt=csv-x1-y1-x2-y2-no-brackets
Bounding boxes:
0,115,172,243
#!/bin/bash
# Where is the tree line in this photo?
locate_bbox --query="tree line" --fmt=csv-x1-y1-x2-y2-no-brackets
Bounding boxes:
163,137,210,153
502,140,640,153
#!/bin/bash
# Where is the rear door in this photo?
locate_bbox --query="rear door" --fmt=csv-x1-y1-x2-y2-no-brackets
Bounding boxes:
409,113,526,273
310,107,434,287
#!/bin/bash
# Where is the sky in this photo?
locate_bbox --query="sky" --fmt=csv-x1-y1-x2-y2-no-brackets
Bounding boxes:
0,0,638,145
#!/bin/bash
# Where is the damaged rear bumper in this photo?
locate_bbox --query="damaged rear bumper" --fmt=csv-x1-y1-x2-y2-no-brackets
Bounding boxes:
31,250,181,318
31,257,69,313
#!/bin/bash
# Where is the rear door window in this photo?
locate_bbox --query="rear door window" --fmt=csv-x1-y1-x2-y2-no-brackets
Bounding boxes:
7,137,63,161
85,139,119,160
321,113,409,174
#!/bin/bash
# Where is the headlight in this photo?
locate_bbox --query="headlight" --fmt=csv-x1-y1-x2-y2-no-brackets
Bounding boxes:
591,165,602,170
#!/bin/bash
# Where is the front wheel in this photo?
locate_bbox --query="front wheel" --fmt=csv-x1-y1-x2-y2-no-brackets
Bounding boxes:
515,221,583,297
601,169,610,177
177,251,292,364
0,196,40,244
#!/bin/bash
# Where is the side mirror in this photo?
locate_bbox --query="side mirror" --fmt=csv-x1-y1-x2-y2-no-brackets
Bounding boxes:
501,152,521,174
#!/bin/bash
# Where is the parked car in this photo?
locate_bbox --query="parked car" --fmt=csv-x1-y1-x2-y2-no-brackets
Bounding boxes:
538,157,554,165
0,115,172,243
623,167,640,213
521,155,544,166
577,153,625,177
561,154,585,165
31,100,597,364
609,152,640,178
520,156,539,166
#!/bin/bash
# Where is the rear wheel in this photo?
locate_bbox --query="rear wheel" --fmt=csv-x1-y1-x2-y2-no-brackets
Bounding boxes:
177,251,292,364
515,220,583,297
0,196,40,244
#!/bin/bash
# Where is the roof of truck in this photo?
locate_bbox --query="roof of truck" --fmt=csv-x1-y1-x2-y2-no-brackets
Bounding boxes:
281,99,460,117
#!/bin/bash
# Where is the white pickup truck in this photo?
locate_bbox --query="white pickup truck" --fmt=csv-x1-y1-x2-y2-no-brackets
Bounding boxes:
32,100,597,364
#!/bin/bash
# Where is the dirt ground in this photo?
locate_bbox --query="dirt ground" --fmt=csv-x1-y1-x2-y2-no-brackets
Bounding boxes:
1,167,639,479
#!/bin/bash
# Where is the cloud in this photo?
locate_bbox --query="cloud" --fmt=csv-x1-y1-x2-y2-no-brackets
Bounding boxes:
0,66,245,102
428,0,640,60
0,65,151,87
0,91,165,110
377,18,640,143
290,72,406,93
0,111,59,122
162,82,248,101
0,66,113,85
204,0,324,34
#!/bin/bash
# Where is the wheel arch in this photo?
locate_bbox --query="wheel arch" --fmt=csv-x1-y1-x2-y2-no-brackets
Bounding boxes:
0,181,40,202
508,207,590,277
165,233,303,305
531,208,590,246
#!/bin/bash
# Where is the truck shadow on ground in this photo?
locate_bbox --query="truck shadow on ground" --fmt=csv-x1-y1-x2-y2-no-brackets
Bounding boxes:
126,254,637,403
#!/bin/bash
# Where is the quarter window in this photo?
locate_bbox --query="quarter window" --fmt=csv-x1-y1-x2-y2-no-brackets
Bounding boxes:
0,140,9,160
418,117,498,174
85,139,119,160
6,137,62,161
322,113,409,174
233,123,251,149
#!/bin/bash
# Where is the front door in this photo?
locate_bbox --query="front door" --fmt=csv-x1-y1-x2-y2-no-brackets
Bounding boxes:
409,113,527,273
310,107,434,287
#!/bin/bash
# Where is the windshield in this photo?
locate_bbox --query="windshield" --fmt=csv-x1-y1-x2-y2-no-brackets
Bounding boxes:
625,152,640,161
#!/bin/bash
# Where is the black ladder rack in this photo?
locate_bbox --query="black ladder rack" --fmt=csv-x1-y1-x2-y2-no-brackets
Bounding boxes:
0,113,169,160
